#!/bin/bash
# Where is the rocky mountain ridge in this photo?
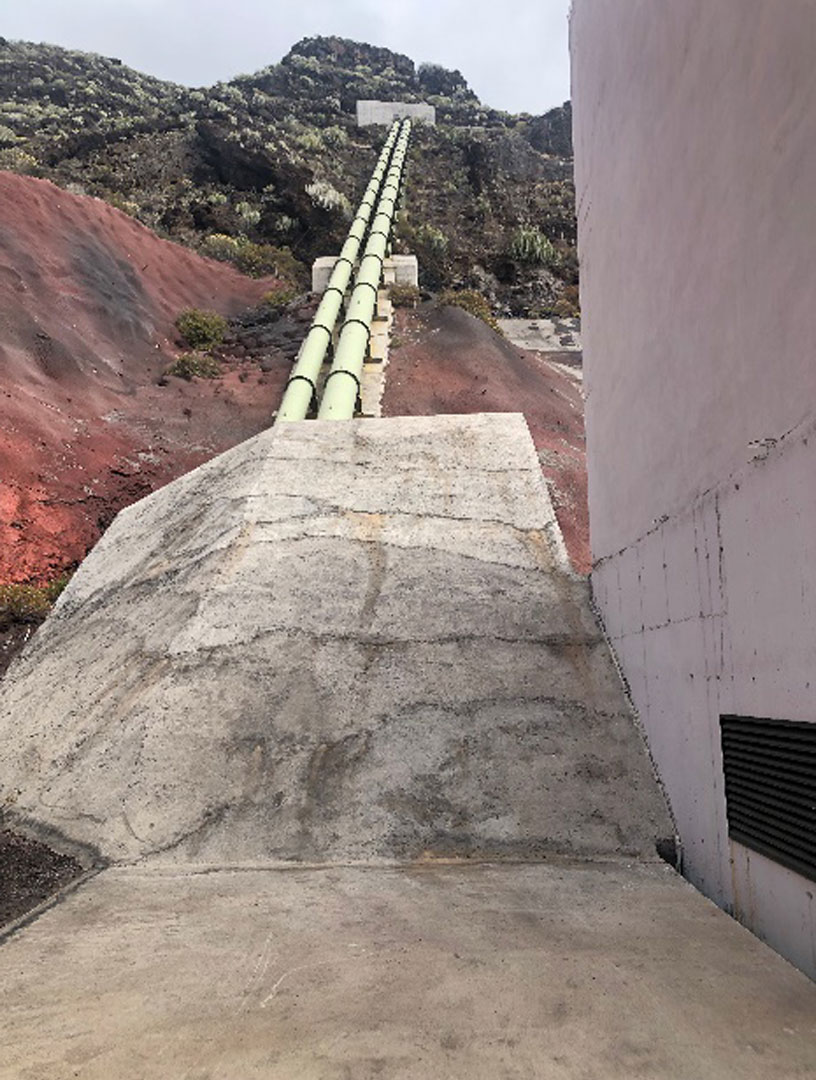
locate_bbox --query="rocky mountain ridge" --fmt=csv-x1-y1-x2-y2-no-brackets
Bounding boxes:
0,35,577,316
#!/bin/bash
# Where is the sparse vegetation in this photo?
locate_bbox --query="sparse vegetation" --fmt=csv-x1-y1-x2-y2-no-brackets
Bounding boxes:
262,287,297,310
175,309,228,350
0,35,578,317
388,283,421,308
200,234,303,284
438,289,501,334
164,352,222,380
0,574,72,628
102,191,140,217
235,242,301,281
201,233,241,261
551,286,581,318
509,225,558,267
0,148,41,175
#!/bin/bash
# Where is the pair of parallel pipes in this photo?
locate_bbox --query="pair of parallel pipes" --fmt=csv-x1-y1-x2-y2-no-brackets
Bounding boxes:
276,118,412,423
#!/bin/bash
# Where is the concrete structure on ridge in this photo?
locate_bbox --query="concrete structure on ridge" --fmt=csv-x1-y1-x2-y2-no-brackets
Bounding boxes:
357,100,436,126
311,254,418,294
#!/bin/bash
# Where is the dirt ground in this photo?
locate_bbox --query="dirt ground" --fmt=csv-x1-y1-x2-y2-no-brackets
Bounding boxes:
0,172,295,585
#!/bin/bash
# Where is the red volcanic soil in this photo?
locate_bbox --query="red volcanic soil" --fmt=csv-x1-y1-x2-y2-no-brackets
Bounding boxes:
0,172,291,584
382,305,589,573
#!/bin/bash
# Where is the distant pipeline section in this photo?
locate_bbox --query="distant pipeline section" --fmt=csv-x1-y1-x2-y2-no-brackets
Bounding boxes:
276,118,412,423
319,120,411,420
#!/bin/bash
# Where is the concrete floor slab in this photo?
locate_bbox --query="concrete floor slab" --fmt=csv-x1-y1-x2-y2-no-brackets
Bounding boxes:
2,861,815,1079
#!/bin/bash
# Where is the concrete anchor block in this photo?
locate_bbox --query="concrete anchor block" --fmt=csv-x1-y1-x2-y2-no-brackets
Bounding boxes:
314,256,417,296
311,256,337,294
384,255,418,287
357,100,436,127
368,335,388,363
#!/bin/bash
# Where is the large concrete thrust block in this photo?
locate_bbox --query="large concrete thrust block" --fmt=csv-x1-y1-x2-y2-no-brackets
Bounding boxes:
312,255,418,294
0,414,671,866
357,100,436,126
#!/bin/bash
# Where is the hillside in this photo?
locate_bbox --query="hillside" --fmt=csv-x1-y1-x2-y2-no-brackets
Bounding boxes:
0,170,296,588
0,35,577,317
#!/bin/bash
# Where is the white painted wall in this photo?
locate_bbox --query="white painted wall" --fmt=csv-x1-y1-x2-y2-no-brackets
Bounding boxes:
572,0,816,976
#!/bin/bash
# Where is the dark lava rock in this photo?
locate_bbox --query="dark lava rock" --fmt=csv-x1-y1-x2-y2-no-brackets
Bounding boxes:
0,829,85,929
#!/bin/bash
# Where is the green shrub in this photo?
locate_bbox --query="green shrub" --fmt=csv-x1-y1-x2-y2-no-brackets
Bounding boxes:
509,225,558,267
323,125,349,149
388,283,420,308
201,234,304,286
0,148,41,175
262,287,297,310
439,289,501,334
234,241,293,280
294,129,323,153
201,233,240,261
235,200,261,225
0,574,71,627
551,288,580,318
103,191,140,217
414,223,449,255
175,309,227,350
164,352,222,380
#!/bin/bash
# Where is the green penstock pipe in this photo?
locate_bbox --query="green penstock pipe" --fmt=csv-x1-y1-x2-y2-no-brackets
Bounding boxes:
276,121,402,422
317,119,411,420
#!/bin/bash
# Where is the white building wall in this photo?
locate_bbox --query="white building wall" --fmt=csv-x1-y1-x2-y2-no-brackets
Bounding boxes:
572,0,816,976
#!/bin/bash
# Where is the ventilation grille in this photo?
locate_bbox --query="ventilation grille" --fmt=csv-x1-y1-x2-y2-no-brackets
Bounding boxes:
720,715,816,883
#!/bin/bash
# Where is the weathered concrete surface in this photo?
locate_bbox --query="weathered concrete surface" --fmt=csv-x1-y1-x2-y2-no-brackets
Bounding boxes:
3,862,816,1079
357,100,436,126
572,0,816,975
312,254,418,293
383,254,419,288
0,414,670,866
497,316,582,355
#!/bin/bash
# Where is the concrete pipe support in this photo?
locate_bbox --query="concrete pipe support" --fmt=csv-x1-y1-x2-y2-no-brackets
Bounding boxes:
276,121,402,422
318,120,412,420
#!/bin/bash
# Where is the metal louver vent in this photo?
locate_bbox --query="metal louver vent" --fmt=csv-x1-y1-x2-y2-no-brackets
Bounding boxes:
720,715,816,883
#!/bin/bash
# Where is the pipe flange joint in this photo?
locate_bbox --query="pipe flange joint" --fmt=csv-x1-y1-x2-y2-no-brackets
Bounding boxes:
323,368,363,413
341,317,372,344
309,322,334,340
283,374,318,415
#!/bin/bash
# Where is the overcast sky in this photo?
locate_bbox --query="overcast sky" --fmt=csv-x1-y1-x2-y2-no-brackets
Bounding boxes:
4,0,572,115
